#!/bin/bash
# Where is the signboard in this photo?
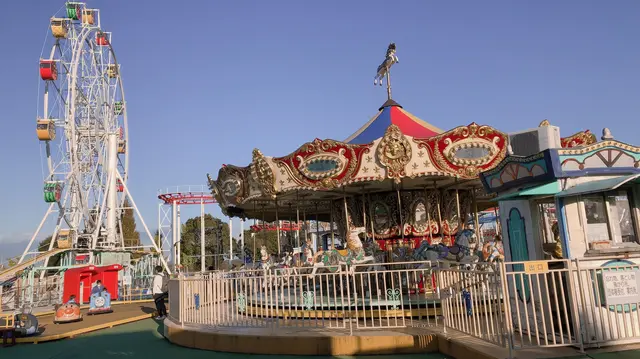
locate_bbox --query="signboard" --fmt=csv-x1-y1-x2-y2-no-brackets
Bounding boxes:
602,270,640,306
524,261,549,274
122,274,132,286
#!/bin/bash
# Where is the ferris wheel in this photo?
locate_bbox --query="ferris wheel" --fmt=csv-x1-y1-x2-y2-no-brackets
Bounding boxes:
25,2,128,258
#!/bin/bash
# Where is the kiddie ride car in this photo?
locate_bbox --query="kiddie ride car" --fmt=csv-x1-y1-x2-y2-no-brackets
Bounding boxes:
53,302,83,324
87,291,113,315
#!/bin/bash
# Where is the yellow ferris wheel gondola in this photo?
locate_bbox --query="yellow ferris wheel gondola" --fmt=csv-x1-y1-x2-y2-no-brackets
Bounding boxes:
82,9,95,25
117,140,126,154
50,18,68,38
107,64,119,78
36,118,56,141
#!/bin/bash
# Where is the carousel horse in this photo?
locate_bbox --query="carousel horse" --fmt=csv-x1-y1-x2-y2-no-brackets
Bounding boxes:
13,305,38,336
374,43,399,86
308,226,375,278
413,228,480,269
272,251,298,287
258,246,278,287
258,246,276,271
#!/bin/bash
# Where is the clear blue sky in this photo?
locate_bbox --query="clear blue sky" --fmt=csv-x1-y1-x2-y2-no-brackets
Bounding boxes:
1,0,639,258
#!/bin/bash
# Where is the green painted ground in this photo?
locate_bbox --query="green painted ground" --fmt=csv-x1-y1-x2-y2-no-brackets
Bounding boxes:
0,319,451,359
558,352,640,359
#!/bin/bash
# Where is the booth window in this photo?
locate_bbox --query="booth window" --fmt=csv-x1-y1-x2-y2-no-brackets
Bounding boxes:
583,190,638,245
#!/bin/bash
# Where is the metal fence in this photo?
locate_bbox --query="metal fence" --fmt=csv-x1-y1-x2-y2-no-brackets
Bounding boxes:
172,262,440,333
168,256,640,357
1,277,62,312
438,267,508,347
573,256,640,346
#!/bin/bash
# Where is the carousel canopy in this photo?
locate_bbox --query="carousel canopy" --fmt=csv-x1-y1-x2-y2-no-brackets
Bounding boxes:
345,99,443,144
207,97,509,222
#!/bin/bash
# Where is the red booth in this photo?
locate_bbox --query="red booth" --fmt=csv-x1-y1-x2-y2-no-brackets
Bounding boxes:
62,264,123,303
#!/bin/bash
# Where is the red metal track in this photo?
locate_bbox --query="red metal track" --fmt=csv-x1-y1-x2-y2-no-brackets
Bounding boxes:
157,192,216,205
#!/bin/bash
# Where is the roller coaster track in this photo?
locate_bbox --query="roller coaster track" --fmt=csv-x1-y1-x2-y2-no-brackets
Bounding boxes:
0,248,70,282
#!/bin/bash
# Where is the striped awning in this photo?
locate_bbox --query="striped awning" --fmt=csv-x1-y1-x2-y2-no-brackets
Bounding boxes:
345,99,443,144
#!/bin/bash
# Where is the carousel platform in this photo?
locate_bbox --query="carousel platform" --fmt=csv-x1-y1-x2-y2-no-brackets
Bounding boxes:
162,316,590,358
243,290,443,318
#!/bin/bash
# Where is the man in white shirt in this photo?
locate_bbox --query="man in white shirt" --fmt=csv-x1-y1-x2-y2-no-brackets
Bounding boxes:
152,266,167,319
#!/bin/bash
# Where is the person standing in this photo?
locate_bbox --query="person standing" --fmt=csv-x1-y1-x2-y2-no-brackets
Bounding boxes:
152,266,168,319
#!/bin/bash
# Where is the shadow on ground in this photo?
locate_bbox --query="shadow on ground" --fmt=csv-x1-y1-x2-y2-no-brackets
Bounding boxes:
0,318,451,359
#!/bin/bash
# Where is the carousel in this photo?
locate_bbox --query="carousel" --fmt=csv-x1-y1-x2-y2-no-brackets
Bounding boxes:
206,44,509,313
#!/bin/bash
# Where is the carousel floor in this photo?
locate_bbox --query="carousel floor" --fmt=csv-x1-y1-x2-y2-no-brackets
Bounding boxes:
246,289,441,309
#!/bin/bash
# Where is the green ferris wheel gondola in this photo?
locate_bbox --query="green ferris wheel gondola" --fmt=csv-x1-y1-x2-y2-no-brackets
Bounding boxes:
66,3,81,20
44,181,63,203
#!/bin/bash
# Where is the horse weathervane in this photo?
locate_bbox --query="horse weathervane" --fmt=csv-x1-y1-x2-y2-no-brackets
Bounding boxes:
373,43,399,100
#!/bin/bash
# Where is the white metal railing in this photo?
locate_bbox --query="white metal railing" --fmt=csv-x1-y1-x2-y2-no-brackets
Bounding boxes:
167,256,640,357
174,263,440,333
438,267,507,347
1,279,62,312
350,261,439,329
573,256,640,346
501,260,582,350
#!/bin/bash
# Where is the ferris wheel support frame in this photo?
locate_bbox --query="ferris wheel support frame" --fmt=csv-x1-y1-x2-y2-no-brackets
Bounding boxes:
19,3,159,274
116,172,170,273
106,132,118,244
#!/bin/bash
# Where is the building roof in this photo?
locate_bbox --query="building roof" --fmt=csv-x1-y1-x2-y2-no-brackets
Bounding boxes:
344,99,444,144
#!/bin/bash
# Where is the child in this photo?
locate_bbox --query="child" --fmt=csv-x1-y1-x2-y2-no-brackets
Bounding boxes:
67,295,77,304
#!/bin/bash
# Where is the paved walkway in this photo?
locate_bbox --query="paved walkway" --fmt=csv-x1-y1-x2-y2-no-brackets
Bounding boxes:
0,319,452,358
25,302,157,339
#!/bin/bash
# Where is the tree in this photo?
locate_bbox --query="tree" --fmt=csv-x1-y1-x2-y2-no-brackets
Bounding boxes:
121,198,140,248
242,228,281,259
153,229,162,249
38,235,62,270
178,214,237,271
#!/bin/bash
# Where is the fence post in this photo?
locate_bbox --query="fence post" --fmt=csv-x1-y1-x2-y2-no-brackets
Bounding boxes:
436,269,447,334
179,275,184,327
571,259,586,352
498,261,514,358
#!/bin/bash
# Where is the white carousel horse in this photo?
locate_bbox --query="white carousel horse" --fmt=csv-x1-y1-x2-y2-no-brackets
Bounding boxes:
374,43,399,86
307,227,376,279
272,251,299,287
258,246,279,288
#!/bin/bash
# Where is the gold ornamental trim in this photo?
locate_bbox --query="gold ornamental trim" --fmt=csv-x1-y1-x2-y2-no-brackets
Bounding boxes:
250,148,276,198
377,125,412,183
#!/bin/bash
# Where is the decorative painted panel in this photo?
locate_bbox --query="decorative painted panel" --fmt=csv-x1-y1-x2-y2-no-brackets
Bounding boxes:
273,138,371,190
480,150,555,194
507,208,531,303
414,122,509,179
557,141,640,176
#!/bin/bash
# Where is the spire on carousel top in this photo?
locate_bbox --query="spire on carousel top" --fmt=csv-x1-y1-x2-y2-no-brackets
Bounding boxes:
373,43,399,100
